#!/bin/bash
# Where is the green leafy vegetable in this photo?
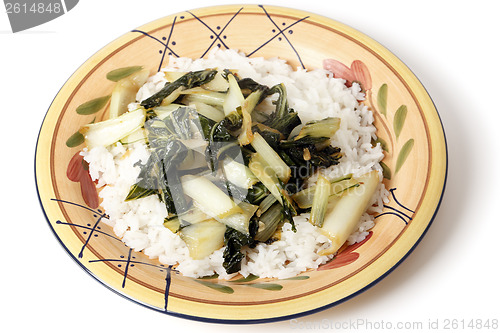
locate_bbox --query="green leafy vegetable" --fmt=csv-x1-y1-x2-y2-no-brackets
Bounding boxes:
310,175,330,227
141,69,218,109
84,68,369,276
222,221,257,274
254,202,283,242
80,108,145,149
293,117,340,141
262,83,301,137
318,171,380,256
251,132,291,182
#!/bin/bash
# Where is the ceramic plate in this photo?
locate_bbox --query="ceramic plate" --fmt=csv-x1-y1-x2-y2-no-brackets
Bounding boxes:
35,4,447,323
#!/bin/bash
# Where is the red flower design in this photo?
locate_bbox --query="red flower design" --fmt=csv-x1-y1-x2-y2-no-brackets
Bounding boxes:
323,59,372,91
67,151,99,209
317,231,373,271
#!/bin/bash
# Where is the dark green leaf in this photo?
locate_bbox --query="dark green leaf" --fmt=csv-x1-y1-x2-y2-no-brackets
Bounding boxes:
237,77,270,101
106,66,143,82
66,131,85,147
125,184,156,201
267,83,288,119
261,83,301,137
245,182,270,204
377,83,388,116
393,105,408,139
277,178,297,232
395,138,414,174
198,114,216,139
205,113,241,171
141,69,217,109
264,111,301,138
222,227,254,274
129,115,195,216
76,95,110,115
222,111,243,132
251,124,284,150
254,203,283,242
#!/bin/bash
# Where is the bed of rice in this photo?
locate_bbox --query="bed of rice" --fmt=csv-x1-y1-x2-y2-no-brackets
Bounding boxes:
82,49,389,279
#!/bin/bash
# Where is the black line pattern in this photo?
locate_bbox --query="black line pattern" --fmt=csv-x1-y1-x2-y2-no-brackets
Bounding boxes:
52,199,110,258
130,5,309,70
247,5,309,69
131,15,179,72
52,198,175,312
88,249,177,312
187,7,243,58
375,188,414,225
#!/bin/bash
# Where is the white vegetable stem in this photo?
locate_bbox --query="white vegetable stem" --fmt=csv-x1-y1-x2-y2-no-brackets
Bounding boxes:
223,158,258,189
201,70,230,91
153,104,183,119
250,132,291,182
237,90,261,145
248,153,283,204
219,202,258,235
80,108,146,149
318,170,380,256
179,219,226,260
190,101,225,122
181,175,242,219
109,69,149,118
310,175,331,227
223,74,244,115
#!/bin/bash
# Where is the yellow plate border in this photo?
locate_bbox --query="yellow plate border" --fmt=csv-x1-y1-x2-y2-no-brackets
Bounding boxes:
35,4,447,323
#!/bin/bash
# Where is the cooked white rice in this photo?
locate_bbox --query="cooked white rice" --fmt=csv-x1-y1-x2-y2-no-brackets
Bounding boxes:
82,49,388,279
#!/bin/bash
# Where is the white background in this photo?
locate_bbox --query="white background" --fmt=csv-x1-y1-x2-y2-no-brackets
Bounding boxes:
1,0,499,332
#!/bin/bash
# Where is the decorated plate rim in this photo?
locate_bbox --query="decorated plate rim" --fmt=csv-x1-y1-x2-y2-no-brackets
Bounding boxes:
35,4,448,324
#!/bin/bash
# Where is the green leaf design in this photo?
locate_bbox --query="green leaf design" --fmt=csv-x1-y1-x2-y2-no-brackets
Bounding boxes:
196,280,234,294
393,105,408,139
66,131,85,147
231,274,259,283
377,83,388,116
248,283,283,291
76,95,110,115
395,138,414,174
380,161,392,180
372,137,389,153
106,66,143,82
